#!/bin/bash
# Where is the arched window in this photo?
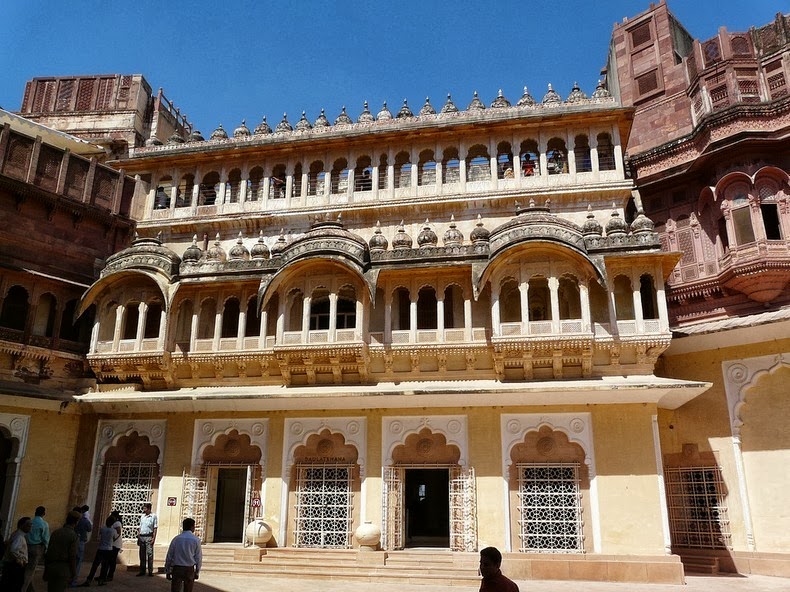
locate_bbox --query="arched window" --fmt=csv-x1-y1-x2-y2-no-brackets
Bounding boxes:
546,138,568,175
443,284,463,329
176,174,194,208
588,281,609,324
528,276,551,321
596,133,616,171
32,293,57,337
245,297,260,337
574,135,591,173
499,279,521,323
248,166,264,202
728,184,755,245
1,286,30,331
98,302,117,342
378,154,389,189
287,289,304,332
354,156,372,191
222,298,240,338
309,288,330,330
270,164,286,199
60,299,81,342
175,299,193,346
639,275,658,320
417,286,437,329
497,142,514,179
625,196,638,225
226,168,242,203
198,298,216,339
330,159,349,194
394,151,411,189
519,139,540,176
613,276,634,320
337,285,357,329
466,144,490,182
144,302,162,339
393,287,410,330
418,150,436,186
154,175,172,209
199,171,220,206
308,161,325,196
558,276,581,319
758,184,782,240
122,302,140,340
292,162,303,197
442,148,460,184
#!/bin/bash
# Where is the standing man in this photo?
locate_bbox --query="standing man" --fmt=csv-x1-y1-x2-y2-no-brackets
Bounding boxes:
1,516,32,592
164,518,202,592
44,511,80,592
72,506,92,586
23,506,49,592
137,502,158,576
106,511,123,582
478,546,519,592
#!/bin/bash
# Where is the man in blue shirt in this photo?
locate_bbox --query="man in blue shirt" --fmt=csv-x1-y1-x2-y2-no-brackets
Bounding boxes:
72,506,92,586
23,506,49,592
165,518,202,592
137,502,158,576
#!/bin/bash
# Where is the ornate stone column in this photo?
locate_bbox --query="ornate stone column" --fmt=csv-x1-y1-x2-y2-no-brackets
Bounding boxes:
549,277,561,333
409,294,417,343
135,302,148,350
301,294,312,343
328,292,338,342
112,304,124,351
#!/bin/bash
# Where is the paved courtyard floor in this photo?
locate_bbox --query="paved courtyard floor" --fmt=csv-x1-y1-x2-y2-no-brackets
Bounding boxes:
30,567,790,592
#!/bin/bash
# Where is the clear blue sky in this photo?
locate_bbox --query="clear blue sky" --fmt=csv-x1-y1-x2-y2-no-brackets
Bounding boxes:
1,1,784,134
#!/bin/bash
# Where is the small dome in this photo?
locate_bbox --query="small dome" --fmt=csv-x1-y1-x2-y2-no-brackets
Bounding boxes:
167,132,185,145
591,79,612,100
206,233,227,262
295,111,312,131
490,89,511,108
542,84,562,105
210,124,228,140
233,120,251,138
376,101,393,121
182,234,203,263
417,219,438,248
229,232,250,260
581,205,603,237
357,101,375,123
443,215,464,246
516,86,536,107
250,230,270,259
188,129,205,142
270,230,287,255
145,135,163,146
368,221,388,251
397,99,413,119
275,113,293,133
314,108,330,128
253,116,272,135
467,91,486,111
441,94,459,114
565,82,588,103
605,205,628,236
469,215,491,244
392,221,413,249
631,208,655,234
334,106,353,125
419,97,436,116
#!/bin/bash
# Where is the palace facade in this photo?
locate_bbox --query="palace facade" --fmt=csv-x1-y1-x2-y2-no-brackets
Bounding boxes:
0,0,788,583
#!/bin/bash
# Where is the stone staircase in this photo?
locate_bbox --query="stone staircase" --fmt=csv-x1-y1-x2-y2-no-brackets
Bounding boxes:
196,546,481,586
679,553,720,574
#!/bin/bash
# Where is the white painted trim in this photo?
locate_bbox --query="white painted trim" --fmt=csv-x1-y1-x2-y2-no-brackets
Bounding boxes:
651,414,672,554
0,413,29,539
381,415,468,467
500,412,599,553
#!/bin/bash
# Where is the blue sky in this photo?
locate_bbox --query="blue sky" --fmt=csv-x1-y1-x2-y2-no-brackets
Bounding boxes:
1,1,784,134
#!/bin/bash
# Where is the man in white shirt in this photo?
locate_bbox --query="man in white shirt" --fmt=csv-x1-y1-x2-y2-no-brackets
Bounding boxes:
136,503,158,577
164,518,202,592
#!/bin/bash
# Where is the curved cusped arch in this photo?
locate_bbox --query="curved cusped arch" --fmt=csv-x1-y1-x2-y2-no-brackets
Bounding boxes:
753,165,790,189
191,419,268,470
94,419,167,473
723,353,790,437
283,417,366,478
383,416,468,467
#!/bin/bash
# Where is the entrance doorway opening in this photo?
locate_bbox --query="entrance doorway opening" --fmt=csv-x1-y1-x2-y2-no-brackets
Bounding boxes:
213,468,246,542
405,468,449,547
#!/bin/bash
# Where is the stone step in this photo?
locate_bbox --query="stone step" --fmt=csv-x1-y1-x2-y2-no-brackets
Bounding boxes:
679,554,719,574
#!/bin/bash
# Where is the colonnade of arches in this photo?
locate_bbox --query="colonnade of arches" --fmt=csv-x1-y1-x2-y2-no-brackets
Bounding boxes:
150,131,621,212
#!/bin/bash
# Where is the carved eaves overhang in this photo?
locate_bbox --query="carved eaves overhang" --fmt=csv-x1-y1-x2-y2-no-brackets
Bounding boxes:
78,234,181,318
628,94,790,186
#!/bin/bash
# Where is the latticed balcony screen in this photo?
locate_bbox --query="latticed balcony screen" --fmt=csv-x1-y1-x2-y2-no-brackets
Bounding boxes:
517,463,583,553
101,462,158,540
294,464,353,548
665,466,731,549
